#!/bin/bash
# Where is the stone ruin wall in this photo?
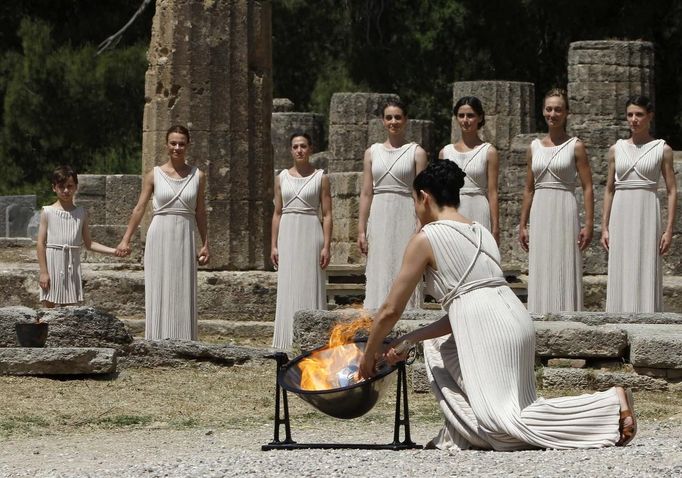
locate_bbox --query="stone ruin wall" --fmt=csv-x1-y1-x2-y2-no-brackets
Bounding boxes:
2,38,681,318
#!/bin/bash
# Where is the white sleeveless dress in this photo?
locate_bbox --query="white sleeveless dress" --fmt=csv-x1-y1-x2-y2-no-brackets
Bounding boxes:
606,139,666,312
39,206,86,304
527,137,583,313
145,166,200,340
364,142,423,310
422,220,620,451
272,169,327,350
442,143,492,230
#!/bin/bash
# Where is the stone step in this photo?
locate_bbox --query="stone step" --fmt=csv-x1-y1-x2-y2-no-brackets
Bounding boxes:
122,319,274,340
0,347,117,375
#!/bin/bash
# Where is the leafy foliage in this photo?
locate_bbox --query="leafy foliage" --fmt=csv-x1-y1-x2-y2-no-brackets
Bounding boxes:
1,0,681,200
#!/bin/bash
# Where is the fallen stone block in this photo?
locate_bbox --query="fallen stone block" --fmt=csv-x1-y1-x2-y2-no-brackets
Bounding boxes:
0,347,117,375
534,321,627,358
622,324,682,369
539,367,668,392
121,340,268,368
408,360,431,393
541,311,682,326
547,358,587,368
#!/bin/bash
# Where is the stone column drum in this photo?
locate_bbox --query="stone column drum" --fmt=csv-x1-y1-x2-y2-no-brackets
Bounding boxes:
451,81,535,151
327,92,399,172
271,99,324,171
567,40,655,272
142,0,273,270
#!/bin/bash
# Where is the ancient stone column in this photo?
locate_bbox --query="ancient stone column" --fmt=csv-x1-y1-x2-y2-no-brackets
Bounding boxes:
367,119,435,157
327,92,399,172
451,81,535,151
271,98,324,171
567,41,655,183
567,41,655,273
142,0,273,270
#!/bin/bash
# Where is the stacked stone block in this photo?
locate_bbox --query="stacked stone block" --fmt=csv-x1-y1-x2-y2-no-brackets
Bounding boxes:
327,93,399,172
367,119,434,157
271,98,324,171
77,175,141,264
142,0,273,270
328,173,364,265
451,81,535,150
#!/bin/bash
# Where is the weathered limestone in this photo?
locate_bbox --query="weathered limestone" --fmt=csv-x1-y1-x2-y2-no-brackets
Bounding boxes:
0,195,36,238
271,109,324,170
0,266,277,324
328,173,364,265
0,347,117,375
367,118,435,157
273,98,295,112
121,340,265,368
0,306,133,351
540,311,682,325
540,368,669,392
143,0,273,270
78,174,142,264
568,41,655,128
451,81,535,150
535,321,627,358
618,324,682,369
327,93,399,172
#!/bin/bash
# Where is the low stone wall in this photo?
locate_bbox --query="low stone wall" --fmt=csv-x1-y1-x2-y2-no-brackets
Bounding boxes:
292,309,682,392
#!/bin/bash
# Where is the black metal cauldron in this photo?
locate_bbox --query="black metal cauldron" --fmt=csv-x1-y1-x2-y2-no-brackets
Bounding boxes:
15,322,48,347
278,339,397,419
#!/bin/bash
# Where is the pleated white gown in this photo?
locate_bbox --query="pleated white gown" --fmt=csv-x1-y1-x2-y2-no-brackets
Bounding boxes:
442,143,492,230
364,142,423,310
144,166,199,340
606,139,666,312
422,220,620,451
527,138,583,313
272,169,327,350
40,206,85,304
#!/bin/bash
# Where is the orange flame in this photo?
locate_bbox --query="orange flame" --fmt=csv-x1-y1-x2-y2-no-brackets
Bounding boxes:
298,316,373,391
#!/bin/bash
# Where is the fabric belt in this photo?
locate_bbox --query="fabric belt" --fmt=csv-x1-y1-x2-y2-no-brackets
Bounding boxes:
46,243,81,281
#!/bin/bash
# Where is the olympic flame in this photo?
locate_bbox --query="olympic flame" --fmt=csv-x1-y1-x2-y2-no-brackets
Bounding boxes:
298,317,373,391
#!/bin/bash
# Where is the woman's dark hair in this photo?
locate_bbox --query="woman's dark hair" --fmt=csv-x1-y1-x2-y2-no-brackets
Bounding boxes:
626,95,654,112
166,125,191,142
51,165,78,186
289,131,313,147
453,96,486,128
413,160,466,208
382,99,408,117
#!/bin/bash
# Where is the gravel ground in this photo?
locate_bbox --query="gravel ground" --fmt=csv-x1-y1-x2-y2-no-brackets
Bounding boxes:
1,420,681,477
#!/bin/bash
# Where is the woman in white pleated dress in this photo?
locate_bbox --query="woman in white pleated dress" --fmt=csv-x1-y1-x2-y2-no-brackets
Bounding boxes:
359,160,636,451
519,89,594,314
358,100,428,309
117,125,210,340
439,96,499,242
601,96,677,312
271,132,332,350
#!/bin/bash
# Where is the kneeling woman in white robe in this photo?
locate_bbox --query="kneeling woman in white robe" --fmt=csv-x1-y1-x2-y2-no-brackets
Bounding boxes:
359,160,636,451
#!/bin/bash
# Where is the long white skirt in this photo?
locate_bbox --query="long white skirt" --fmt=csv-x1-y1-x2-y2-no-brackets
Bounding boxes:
364,192,422,310
272,213,327,350
425,286,620,451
